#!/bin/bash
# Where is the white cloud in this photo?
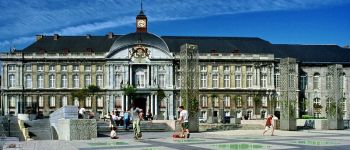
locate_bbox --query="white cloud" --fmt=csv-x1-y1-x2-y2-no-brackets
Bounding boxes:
0,0,349,50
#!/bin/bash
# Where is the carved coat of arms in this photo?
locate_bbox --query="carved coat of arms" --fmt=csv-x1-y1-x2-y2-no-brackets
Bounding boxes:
130,45,150,58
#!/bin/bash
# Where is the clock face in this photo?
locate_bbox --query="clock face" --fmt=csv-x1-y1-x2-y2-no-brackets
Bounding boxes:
137,20,146,28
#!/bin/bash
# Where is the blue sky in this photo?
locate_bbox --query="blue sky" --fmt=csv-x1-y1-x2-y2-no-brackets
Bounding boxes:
0,0,350,52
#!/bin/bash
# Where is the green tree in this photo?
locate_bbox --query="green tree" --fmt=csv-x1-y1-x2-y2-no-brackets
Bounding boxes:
122,84,137,109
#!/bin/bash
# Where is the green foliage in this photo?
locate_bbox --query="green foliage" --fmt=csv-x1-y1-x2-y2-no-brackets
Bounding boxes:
157,88,166,101
87,85,101,95
122,84,136,96
313,103,323,112
71,85,101,102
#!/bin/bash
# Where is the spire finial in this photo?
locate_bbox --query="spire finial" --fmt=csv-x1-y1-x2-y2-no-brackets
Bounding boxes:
138,0,145,15
141,0,143,11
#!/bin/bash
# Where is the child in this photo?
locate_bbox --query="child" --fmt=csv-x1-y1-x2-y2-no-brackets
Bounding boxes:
110,127,119,139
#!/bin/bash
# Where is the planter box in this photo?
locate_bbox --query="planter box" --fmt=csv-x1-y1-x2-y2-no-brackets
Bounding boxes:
297,119,328,130
230,118,241,124
280,119,297,131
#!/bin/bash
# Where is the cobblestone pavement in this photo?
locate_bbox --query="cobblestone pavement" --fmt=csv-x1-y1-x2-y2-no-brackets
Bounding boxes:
3,129,350,150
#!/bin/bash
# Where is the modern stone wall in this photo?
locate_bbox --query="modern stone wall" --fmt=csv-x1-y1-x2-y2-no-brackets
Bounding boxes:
57,119,97,140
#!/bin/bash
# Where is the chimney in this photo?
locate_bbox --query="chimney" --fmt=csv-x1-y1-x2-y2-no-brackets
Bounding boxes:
53,34,59,40
108,32,114,39
86,34,91,39
36,35,43,41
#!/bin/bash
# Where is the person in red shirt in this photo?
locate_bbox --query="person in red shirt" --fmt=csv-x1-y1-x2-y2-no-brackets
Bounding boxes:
262,114,275,136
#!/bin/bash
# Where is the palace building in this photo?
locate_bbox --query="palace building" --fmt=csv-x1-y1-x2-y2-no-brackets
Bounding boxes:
1,9,350,121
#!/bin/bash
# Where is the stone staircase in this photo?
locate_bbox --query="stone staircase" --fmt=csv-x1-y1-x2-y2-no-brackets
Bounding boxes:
0,116,25,141
24,119,52,140
97,120,169,133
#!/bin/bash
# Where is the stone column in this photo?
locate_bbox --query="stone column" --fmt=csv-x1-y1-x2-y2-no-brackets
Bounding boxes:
155,94,158,116
151,94,154,115
108,95,113,113
146,94,150,113
170,64,173,88
4,95,8,115
125,95,129,110
147,65,150,88
106,64,110,88
169,94,174,120
109,65,113,89
129,65,132,85
150,65,154,87
121,94,125,111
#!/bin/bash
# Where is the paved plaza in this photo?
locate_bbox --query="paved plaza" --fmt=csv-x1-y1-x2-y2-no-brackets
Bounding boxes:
3,129,350,150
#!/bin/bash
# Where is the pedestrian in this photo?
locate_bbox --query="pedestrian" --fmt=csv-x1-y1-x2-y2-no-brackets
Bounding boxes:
177,106,190,138
262,114,275,136
124,109,130,130
146,110,153,121
88,111,95,119
133,107,142,140
79,107,86,119
110,127,119,139
109,111,117,130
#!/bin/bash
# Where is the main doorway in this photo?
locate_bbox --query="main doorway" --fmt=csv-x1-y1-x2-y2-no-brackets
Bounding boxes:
132,96,147,112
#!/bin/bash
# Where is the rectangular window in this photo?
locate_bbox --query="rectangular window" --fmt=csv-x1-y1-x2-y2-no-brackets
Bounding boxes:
212,65,218,72
313,75,320,89
8,65,16,71
97,65,103,71
261,75,267,88
61,75,68,88
224,96,230,107
262,96,268,107
214,97,219,107
85,75,91,86
61,65,67,71
37,75,44,88
246,66,252,72
62,96,68,107
300,75,307,90
246,75,252,88
73,75,79,88
248,96,253,107
25,64,32,71
236,97,242,107
200,65,207,72
49,65,55,71
73,65,79,71
50,96,56,107
115,74,121,88
261,66,267,72
97,97,104,108
326,75,331,90
235,66,241,72
38,96,44,108
25,75,32,88
10,96,16,107
274,74,280,88
26,96,32,107
235,75,241,88
37,65,44,72
201,96,208,107
224,75,230,88
85,65,91,71
200,74,207,88
159,74,165,88
225,111,230,117
97,75,103,87
224,66,230,72
74,97,79,106
9,74,16,87
212,74,218,88
49,75,56,88
85,97,92,107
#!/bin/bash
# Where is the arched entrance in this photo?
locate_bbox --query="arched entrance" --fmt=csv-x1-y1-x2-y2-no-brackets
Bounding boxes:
132,96,147,112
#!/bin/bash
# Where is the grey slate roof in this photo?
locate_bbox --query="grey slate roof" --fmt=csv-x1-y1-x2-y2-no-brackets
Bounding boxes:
109,32,169,53
162,36,274,54
20,34,350,63
22,35,119,53
272,44,350,63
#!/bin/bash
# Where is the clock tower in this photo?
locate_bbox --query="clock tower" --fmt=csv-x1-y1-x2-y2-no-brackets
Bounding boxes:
136,3,147,33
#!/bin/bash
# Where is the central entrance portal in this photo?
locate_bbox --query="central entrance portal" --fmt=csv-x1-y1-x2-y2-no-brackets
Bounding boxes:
132,96,147,112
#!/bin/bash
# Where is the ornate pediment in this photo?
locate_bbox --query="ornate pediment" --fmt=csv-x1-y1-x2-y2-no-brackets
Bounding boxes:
129,45,150,59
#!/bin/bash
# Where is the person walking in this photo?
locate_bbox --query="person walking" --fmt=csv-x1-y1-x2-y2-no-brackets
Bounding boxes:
124,109,130,130
132,107,142,140
262,114,275,136
177,106,190,138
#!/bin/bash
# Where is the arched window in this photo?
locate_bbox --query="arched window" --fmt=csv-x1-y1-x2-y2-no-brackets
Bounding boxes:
313,73,320,89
